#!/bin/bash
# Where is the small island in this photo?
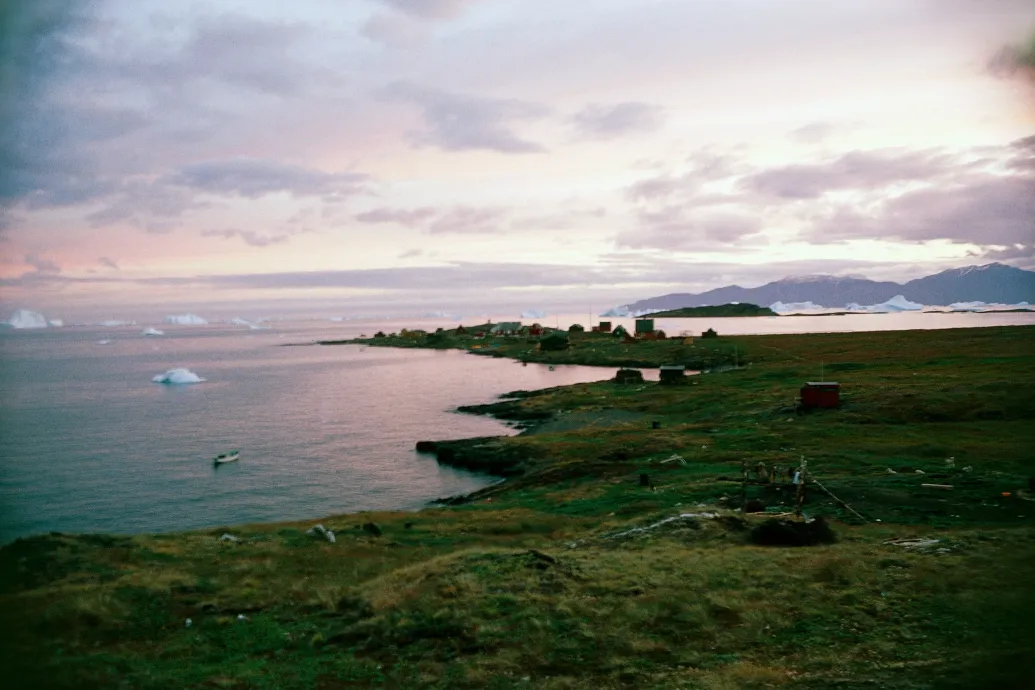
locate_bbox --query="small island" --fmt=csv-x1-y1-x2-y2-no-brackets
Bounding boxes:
647,302,777,318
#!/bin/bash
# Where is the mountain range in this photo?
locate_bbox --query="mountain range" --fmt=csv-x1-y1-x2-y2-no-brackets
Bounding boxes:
616,263,1035,312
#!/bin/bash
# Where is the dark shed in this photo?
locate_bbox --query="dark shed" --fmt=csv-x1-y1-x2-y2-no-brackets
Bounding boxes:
635,318,655,334
659,364,686,385
800,382,840,408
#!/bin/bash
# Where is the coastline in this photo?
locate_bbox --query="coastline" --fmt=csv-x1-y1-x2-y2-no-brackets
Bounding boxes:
4,324,1035,688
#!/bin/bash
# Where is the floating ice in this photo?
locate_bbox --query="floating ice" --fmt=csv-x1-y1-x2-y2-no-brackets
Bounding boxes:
769,301,824,313
98,319,135,327
846,295,923,313
142,327,165,336
5,309,48,329
48,319,64,327
600,306,662,317
152,368,206,384
520,309,547,319
164,313,208,326
96,339,113,345
230,317,266,330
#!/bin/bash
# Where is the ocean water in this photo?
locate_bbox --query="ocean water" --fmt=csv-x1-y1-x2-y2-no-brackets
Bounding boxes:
1,311,1032,543
0,322,620,543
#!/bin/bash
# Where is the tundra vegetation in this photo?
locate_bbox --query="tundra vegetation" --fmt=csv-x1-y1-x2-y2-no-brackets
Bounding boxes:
2,326,1034,689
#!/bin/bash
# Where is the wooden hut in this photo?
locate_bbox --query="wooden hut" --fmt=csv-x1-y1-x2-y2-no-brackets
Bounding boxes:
659,364,686,385
800,382,840,408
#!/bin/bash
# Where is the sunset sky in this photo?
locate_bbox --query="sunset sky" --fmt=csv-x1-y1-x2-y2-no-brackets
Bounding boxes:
2,0,1033,320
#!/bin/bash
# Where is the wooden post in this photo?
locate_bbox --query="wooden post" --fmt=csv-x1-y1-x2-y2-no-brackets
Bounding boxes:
741,459,748,510
795,456,807,517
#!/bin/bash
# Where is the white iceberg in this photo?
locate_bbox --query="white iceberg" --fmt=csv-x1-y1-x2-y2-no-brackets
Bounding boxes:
164,313,208,326
96,339,113,345
5,309,48,329
152,368,206,384
142,327,165,336
847,295,924,313
230,317,266,330
520,309,547,319
47,319,64,327
769,301,824,313
98,319,135,327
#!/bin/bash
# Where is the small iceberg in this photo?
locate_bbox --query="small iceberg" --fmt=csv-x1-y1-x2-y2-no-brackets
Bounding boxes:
521,309,547,319
5,309,48,329
98,319,135,327
230,317,267,330
48,319,64,327
164,313,208,326
152,368,206,384
142,327,165,336
769,301,824,314
96,339,113,345
847,295,924,313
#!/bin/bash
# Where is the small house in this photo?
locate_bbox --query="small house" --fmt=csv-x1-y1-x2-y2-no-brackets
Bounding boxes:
612,324,629,338
528,323,544,336
635,318,655,335
659,364,686,385
595,321,612,333
800,382,840,409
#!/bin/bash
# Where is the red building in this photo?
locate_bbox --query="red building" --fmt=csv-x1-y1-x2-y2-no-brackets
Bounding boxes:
800,382,840,409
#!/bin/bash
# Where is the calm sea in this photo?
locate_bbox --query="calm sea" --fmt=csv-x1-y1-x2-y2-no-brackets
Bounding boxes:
1,311,1032,543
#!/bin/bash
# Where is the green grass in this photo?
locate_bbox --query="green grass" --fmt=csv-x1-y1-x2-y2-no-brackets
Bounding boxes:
2,326,1034,688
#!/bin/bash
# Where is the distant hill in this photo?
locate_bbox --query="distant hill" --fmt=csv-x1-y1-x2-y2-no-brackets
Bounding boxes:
616,263,1035,312
648,303,777,318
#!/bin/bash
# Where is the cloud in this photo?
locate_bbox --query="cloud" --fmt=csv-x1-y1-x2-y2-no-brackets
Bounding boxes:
742,149,955,200
397,248,423,259
615,209,762,251
355,207,438,226
787,122,839,143
385,82,549,153
372,0,481,20
354,204,508,234
200,228,291,247
988,32,1035,86
427,206,507,234
98,256,119,269
24,252,61,275
572,102,663,138
360,13,425,47
164,159,368,200
626,150,743,202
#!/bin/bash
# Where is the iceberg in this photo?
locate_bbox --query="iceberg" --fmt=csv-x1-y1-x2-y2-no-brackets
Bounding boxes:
5,309,48,329
48,319,64,327
600,306,662,318
230,317,266,330
869,295,923,312
520,309,547,319
98,319,135,327
142,327,165,336
164,313,208,326
152,368,206,384
769,301,824,314
96,339,113,345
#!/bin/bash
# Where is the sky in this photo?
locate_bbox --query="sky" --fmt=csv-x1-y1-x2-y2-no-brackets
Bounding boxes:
1,0,1033,320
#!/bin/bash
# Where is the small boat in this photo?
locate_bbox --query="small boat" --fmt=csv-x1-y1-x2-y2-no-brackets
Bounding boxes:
213,450,240,465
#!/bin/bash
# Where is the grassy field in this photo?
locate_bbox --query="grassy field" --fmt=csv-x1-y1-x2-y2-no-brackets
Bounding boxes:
2,326,1034,689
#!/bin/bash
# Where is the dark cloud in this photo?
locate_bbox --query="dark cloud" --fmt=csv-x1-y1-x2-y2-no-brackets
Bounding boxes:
988,32,1035,85
743,149,954,200
572,102,663,138
200,229,291,247
85,180,202,229
98,256,119,269
615,208,762,251
385,82,549,153
24,252,61,275
626,151,742,202
164,159,368,200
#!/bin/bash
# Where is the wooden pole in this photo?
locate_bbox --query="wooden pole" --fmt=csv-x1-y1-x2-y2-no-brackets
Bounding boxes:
795,456,807,517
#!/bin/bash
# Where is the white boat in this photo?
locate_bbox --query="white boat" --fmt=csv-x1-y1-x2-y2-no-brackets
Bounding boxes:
213,451,240,465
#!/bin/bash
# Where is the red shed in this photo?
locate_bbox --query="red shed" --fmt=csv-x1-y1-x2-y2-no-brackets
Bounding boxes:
800,382,840,409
